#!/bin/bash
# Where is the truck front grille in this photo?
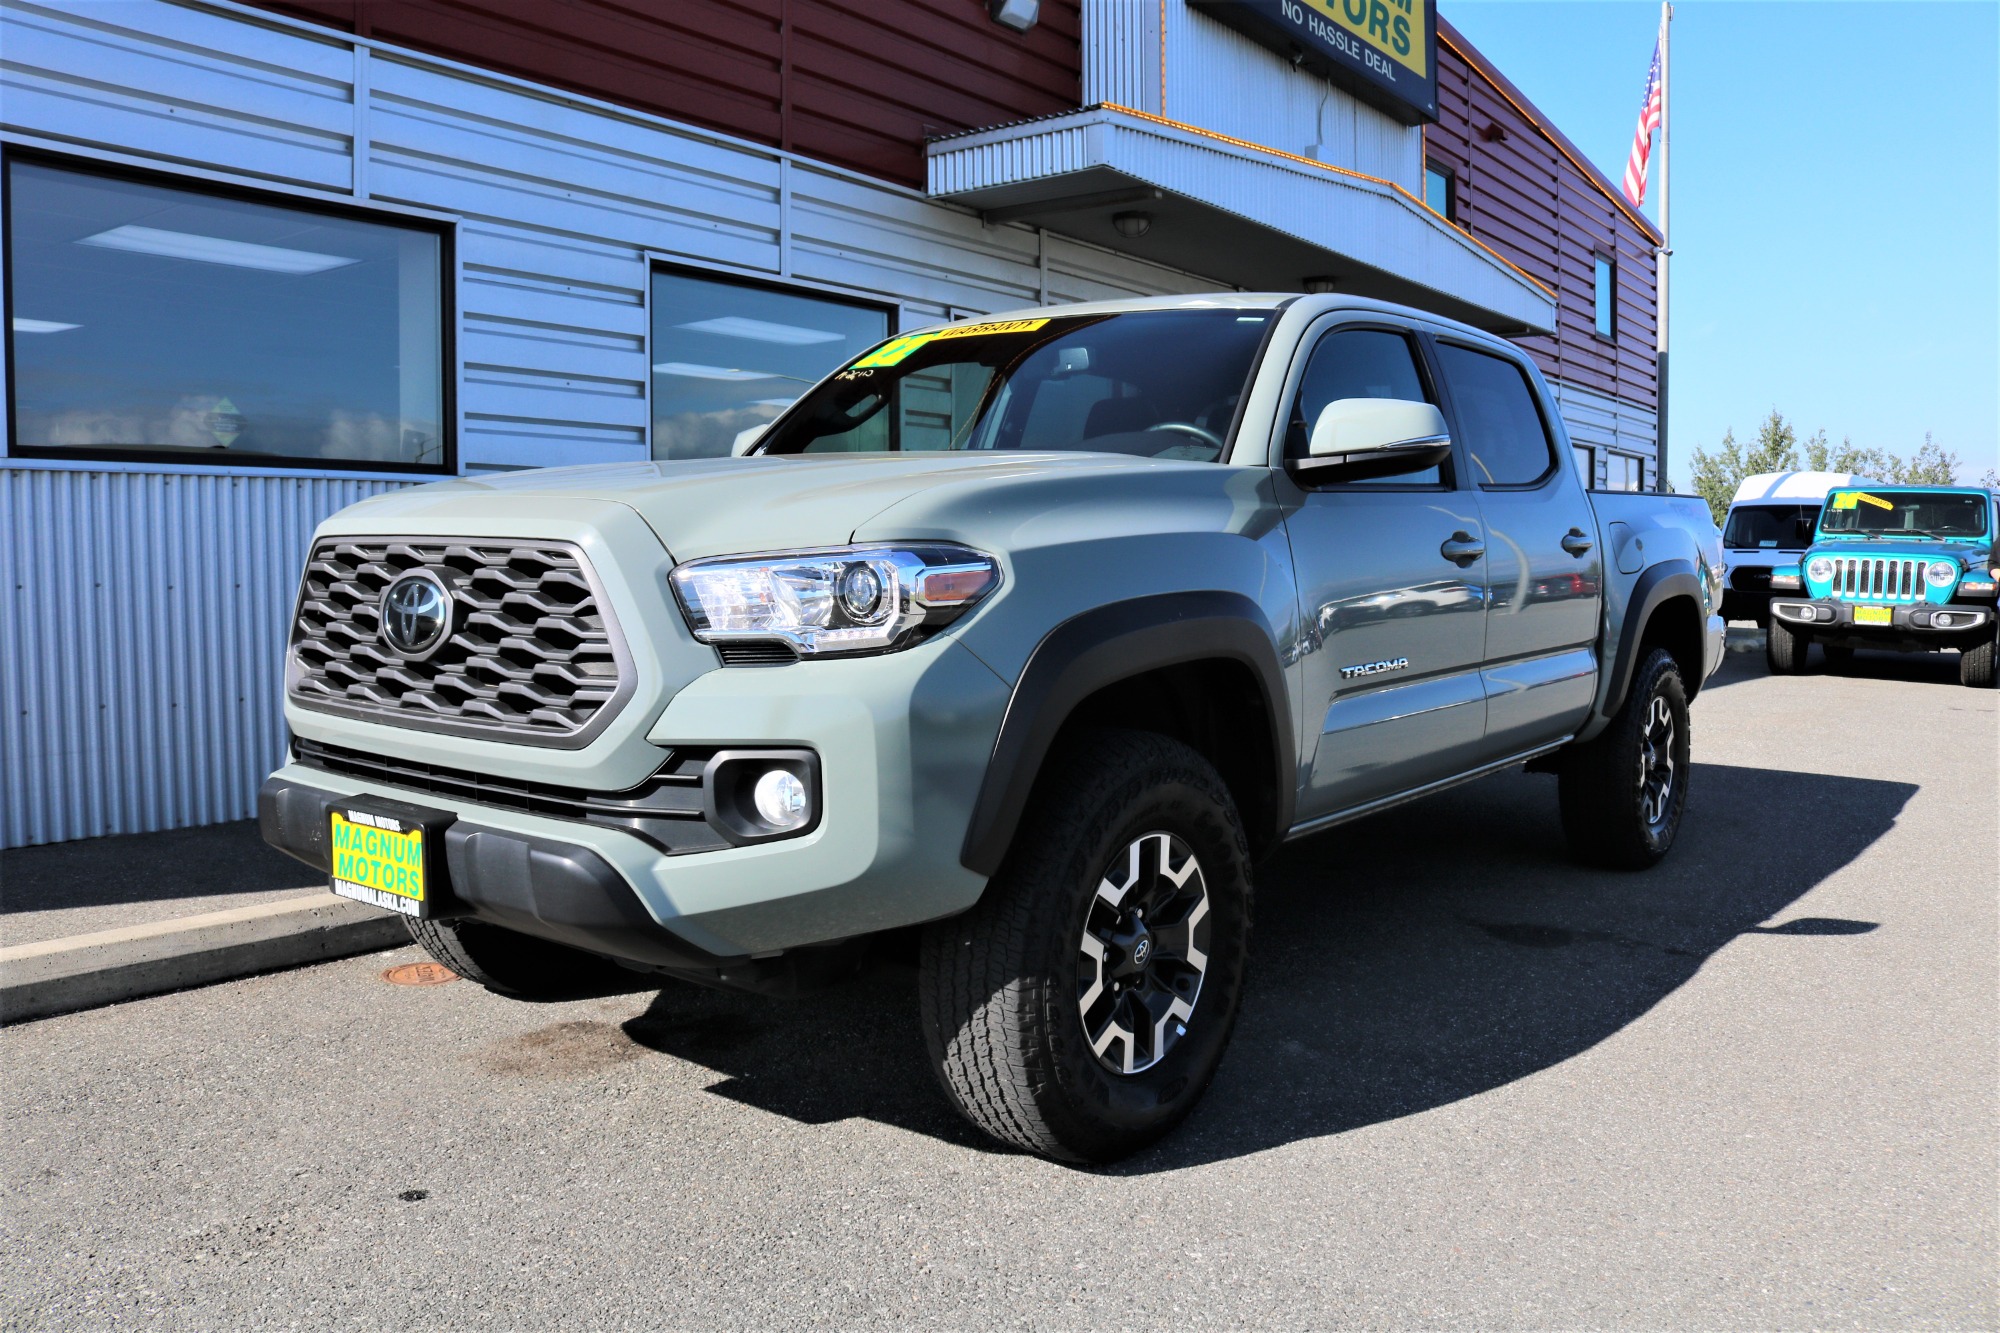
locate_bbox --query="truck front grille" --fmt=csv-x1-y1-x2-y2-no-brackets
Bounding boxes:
1825,556,1925,603
288,538,632,746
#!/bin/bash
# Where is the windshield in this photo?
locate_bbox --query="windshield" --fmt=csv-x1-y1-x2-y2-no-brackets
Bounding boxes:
1817,489,1990,539
756,309,1274,463
1724,503,1820,550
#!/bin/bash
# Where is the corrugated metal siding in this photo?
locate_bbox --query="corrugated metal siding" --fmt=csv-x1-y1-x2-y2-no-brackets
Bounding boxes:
0,0,1220,846
0,469,406,847
1550,378,1658,475
1158,1,1420,187
1427,21,1660,416
249,0,1083,189
1082,0,1160,114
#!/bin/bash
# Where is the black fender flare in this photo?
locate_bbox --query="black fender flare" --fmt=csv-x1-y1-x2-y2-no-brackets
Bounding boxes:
959,591,1296,877
1601,559,1704,720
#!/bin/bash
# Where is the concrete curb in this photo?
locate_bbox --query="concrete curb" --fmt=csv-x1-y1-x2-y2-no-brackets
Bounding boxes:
0,895,409,1024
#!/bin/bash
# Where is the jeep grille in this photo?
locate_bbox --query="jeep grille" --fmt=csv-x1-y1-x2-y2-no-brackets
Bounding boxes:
288,538,632,746
1825,556,1927,603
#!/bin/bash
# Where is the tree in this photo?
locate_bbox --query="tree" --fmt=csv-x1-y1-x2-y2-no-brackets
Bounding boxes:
1687,409,1800,524
1689,413,1974,524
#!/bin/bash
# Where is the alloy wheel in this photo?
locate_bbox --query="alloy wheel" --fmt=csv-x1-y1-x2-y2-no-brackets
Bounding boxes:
1076,831,1212,1075
1638,693,1676,826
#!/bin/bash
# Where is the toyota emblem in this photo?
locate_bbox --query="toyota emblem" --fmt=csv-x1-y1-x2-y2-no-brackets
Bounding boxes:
380,571,452,659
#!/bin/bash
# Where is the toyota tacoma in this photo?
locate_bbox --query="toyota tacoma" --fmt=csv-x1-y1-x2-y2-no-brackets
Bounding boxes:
262,294,1726,1162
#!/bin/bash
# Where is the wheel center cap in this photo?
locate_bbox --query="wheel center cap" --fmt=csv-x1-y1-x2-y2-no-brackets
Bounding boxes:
1131,936,1153,968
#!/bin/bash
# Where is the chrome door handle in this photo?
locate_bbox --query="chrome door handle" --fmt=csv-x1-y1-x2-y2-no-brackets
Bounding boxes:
1561,528,1594,557
1440,532,1486,566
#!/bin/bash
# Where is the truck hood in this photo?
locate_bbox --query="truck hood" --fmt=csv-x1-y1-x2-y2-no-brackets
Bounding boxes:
1807,536,1992,565
337,452,1221,561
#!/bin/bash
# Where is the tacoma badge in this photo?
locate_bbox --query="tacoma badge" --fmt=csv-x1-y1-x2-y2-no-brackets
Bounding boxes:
1340,656,1409,680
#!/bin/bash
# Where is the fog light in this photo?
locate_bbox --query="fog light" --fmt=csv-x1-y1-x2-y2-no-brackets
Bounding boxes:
753,769,810,830
1934,612,1958,628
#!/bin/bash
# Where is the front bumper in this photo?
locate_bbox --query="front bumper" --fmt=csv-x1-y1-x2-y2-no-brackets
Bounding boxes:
1771,599,1992,638
263,636,1013,962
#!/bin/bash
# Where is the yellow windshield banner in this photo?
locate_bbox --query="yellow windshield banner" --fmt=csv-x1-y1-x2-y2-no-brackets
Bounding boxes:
852,318,1051,369
1830,491,1895,511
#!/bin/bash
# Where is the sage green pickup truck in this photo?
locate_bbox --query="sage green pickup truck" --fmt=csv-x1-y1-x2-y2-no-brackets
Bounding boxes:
262,294,1725,1162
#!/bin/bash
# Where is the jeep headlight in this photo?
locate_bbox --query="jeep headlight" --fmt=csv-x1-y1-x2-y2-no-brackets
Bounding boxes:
1806,556,1834,584
1925,559,1959,588
670,544,999,657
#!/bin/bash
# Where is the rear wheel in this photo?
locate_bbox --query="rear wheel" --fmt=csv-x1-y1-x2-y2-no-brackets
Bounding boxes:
919,730,1252,1163
1558,648,1692,870
406,917,630,999
1961,626,1997,688
1766,619,1808,674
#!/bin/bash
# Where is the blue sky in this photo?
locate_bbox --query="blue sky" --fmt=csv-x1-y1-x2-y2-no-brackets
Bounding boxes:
1444,1,1999,487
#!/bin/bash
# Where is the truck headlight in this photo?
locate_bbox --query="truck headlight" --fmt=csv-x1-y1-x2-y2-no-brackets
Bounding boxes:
1925,559,1959,588
670,543,1000,657
1806,556,1834,583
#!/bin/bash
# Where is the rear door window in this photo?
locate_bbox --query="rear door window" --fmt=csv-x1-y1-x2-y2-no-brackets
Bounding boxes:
1435,343,1556,488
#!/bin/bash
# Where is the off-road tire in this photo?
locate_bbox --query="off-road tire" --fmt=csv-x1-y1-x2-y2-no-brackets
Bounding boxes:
1960,627,1998,688
406,917,627,999
919,729,1253,1164
1766,619,1807,674
1821,644,1855,672
1558,648,1692,870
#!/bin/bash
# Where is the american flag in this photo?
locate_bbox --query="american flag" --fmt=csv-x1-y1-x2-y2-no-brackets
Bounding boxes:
1622,19,1665,208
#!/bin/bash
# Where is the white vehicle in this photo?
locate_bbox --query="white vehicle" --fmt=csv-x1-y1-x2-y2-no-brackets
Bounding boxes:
1721,471,1878,623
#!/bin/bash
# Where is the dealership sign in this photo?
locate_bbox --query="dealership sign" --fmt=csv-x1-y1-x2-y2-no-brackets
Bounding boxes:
1191,0,1438,125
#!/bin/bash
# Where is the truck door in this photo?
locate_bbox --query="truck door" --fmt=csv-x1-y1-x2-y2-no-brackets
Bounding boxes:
1430,340,1605,761
1281,324,1490,821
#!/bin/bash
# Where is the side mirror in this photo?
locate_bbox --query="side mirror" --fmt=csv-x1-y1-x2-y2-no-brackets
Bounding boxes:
1290,398,1451,483
731,423,771,457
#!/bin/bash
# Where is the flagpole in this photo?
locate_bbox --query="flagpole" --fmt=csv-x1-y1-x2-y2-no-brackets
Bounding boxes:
1655,1,1672,492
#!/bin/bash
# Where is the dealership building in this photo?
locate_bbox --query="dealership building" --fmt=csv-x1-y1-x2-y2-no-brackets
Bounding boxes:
0,0,1661,848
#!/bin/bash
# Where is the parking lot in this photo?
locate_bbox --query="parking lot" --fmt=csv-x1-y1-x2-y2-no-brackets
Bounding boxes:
3,647,1994,1329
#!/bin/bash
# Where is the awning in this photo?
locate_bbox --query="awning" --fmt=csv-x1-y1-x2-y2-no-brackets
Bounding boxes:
928,104,1556,335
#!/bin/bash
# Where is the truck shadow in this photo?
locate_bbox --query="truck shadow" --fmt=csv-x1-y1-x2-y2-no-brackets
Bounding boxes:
617,761,1915,1169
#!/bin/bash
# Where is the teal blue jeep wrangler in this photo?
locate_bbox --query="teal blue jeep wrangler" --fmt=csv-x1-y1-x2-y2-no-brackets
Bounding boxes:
1767,486,1999,687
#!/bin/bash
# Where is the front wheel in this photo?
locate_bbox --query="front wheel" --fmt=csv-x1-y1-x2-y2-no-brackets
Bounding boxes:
1558,648,1692,870
1767,618,1808,674
919,730,1252,1163
1961,627,1997,688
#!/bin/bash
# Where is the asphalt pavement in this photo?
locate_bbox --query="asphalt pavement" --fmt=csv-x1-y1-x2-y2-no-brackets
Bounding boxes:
3,648,1994,1329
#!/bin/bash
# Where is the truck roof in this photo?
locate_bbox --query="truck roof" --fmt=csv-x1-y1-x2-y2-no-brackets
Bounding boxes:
1730,471,1879,504
912,292,1506,348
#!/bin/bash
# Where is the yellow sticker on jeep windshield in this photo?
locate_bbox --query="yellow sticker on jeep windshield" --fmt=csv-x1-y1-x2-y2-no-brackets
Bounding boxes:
851,318,1051,369
1830,491,1894,511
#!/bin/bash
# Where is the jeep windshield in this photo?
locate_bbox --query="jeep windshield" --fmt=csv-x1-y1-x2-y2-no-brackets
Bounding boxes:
1818,489,1990,539
755,309,1274,463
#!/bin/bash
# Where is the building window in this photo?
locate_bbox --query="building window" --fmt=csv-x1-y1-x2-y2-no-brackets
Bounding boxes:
5,155,448,471
1593,253,1616,340
1607,452,1644,491
651,268,891,459
1573,445,1595,487
1424,160,1456,221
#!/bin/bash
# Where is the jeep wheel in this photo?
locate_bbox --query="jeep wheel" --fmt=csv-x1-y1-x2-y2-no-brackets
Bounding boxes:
1558,647,1692,870
406,917,630,999
1766,619,1807,674
919,730,1252,1163
1961,627,1998,688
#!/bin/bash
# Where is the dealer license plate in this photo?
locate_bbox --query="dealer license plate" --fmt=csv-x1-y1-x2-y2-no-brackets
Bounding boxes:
1854,605,1893,626
329,808,430,917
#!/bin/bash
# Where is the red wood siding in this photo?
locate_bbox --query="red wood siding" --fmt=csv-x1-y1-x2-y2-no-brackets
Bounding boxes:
250,0,1082,187
1428,18,1658,411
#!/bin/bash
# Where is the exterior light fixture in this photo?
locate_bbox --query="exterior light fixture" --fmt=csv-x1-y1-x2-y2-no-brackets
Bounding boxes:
1112,211,1152,238
1303,276,1340,293
989,0,1039,32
